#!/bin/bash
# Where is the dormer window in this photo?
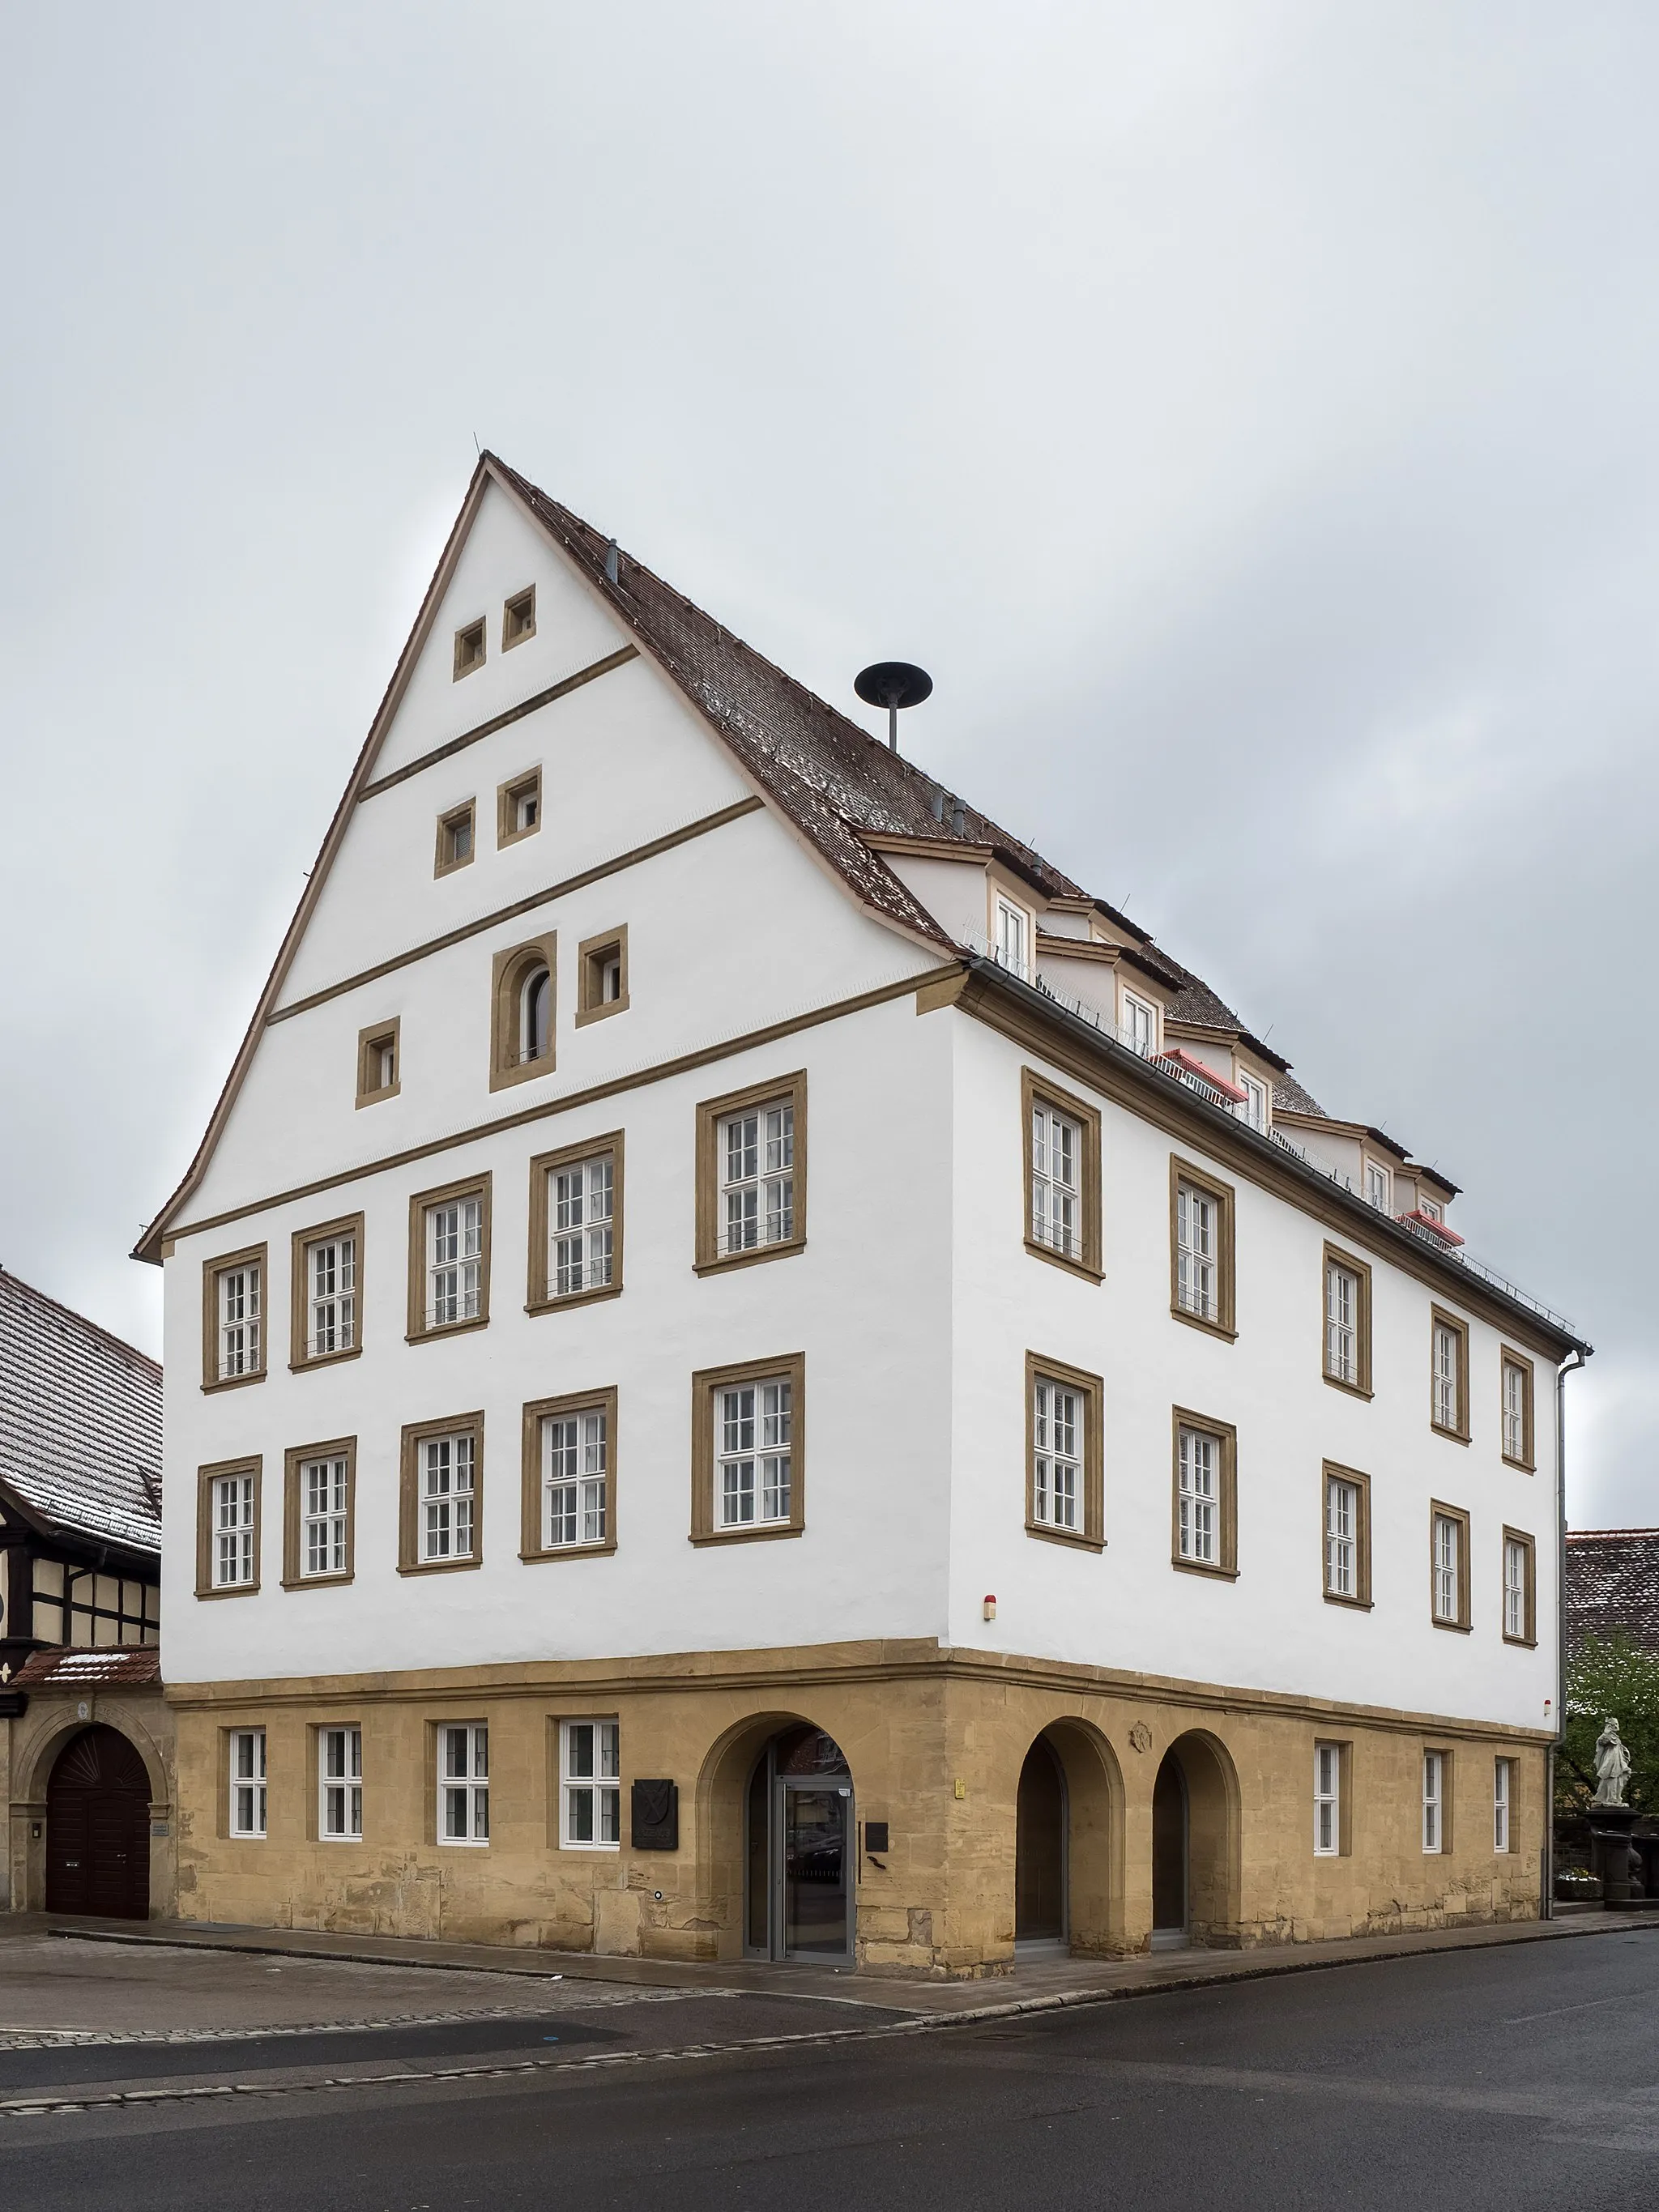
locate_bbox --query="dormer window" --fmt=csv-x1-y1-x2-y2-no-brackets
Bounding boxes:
1123,993,1157,1059
502,586,536,650
453,619,486,680
1420,1196,1443,1224
994,897,1030,982
1365,1161,1392,1213
1238,1073,1268,1132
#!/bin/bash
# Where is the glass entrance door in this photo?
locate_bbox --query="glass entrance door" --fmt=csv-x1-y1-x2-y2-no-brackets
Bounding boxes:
782,1781,851,1958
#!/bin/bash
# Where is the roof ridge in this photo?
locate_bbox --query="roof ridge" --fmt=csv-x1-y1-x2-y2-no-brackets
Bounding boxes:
0,1267,160,1377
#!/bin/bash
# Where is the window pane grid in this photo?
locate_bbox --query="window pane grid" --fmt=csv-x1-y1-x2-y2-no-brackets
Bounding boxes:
717,1380,791,1528
719,1106,795,1255
1503,1539,1527,1639
1033,1379,1081,1532
1433,1515,1460,1622
1177,1428,1218,1564
213,1474,255,1588
1176,1184,1217,1321
550,1157,614,1297
1324,1476,1358,1598
1494,1759,1512,1853
1432,1323,1459,1430
306,1236,356,1357
229,1728,267,1839
439,1723,490,1843
1326,1264,1358,1384
319,1725,363,1840
561,1719,621,1848
301,1456,349,1577
217,1264,261,1379
426,1198,484,1328
1422,1751,1443,1853
1503,1364,1527,1460
420,1434,476,1562
543,1409,608,1549
1030,1105,1081,1259
1314,1744,1339,1856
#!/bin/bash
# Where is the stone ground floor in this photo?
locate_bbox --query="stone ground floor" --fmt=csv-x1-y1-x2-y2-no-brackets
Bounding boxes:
156,1639,1549,1976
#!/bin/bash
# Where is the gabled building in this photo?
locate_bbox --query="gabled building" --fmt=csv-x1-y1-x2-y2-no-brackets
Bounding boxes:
138,457,1588,1971
0,1268,172,1918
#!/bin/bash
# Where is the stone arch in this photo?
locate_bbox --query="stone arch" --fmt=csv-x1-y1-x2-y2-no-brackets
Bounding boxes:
19,1705,170,1813
1012,1716,1126,1957
692,1707,859,1963
11,1703,173,1918
1154,1728,1242,1946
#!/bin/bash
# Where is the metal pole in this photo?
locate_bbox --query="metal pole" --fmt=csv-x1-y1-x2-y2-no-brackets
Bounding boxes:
1546,1346,1588,1918
888,700,898,751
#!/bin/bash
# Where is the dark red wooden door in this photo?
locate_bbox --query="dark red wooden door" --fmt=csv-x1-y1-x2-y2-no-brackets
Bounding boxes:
46,1726,151,1919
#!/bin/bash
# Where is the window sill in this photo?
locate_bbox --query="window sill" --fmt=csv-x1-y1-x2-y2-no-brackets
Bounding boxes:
574,995,630,1028
1171,1558,1239,1582
397,1556,484,1576
1322,1592,1374,1611
489,1054,557,1094
693,1239,805,1279
519,1541,617,1566
689,1524,804,1547
436,1839,491,1849
1501,1455,1537,1475
557,1842,621,1854
280,1572,355,1592
526,1284,623,1319
1431,1616,1473,1634
406,1315,491,1346
1023,1236,1103,1286
201,1370,267,1395
1026,1521,1105,1554
290,1345,363,1374
1169,1306,1238,1345
433,852,476,878
195,1582,260,1600
1322,1373,1374,1402
497,821,540,848
1502,1633,1538,1649
355,1084,401,1110
1430,1422,1471,1446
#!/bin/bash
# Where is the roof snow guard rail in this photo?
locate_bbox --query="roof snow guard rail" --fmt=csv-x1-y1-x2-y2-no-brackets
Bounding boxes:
965,947,1578,1340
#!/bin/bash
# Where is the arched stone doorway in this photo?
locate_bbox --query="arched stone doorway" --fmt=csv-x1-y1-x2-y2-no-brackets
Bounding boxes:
744,1724,855,1963
45,1725,151,1920
1015,1737,1067,1947
1150,1732,1239,1950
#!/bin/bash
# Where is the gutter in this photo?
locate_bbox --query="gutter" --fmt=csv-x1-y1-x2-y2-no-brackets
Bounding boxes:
1545,1347,1589,1918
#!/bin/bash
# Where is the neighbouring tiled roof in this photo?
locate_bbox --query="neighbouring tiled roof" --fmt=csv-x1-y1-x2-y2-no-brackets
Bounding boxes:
1566,1531,1659,1660
1273,1069,1328,1119
0,1269,161,1557
11,1645,161,1690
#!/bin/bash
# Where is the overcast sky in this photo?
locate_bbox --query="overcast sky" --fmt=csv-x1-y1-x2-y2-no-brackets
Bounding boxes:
2,4,1653,1527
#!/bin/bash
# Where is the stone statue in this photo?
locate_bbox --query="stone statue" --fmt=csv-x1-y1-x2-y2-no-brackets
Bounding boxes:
1593,1718,1632,1809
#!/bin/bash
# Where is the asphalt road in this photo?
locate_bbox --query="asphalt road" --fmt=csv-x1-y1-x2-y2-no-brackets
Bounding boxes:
4,1932,1657,2209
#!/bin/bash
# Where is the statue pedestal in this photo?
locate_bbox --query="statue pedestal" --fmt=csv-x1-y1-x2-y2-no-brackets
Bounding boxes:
1589,1806,1642,1907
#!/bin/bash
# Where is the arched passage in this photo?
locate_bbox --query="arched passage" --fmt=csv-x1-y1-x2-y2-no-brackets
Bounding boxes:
45,1725,152,1919
1150,1731,1240,1950
742,1723,855,1963
1013,1720,1125,1958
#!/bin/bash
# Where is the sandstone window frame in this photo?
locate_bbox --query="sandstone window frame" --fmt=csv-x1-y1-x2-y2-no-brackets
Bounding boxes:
575,926,629,1026
434,799,476,876
1430,1501,1473,1632
1021,1068,1102,1284
437,1722,491,1846
317,1723,364,1842
694,1073,807,1276
1430,1306,1471,1443
521,1386,619,1564
399,1410,485,1578
1321,1242,1373,1399
1422,1747,1453,1854
1025,1351,1105,1552
501,585,536,652
195,1455,262,1600
201,1242,267,1392
527,1132,624,1315
227,1727,267,1840
1321,1460,1372,1610
1494,1757,1517,1854
356,1017,400,1107
497,765,542,847
690,1353,806,1547
489,932,557,1092
1500,1348,1536,1472
289,1213,364,1371
1313,1740,1352,1857
1502,1527,1537,1647
1170,1408,1239,1580
407,1172,492,1343
1169,1158,1237,1340
282,1435,356,1590
452,616,486,680
558,1716,621,1850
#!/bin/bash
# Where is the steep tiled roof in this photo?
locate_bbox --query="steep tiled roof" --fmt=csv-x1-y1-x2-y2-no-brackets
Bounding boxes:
1273,1069,1328,1119
1566,1530,1659,1660
0,1270,160,1556
12,1645,161,1690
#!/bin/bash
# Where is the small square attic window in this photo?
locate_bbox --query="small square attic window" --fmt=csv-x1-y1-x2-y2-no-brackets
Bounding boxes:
503,587,536,650
498,769,541,847
453,619,486,680
436,802,476,876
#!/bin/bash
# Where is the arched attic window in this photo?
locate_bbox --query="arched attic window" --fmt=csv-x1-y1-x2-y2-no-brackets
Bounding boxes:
490,934,557,1093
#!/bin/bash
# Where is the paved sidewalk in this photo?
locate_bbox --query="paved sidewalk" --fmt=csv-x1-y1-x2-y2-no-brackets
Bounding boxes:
5,1903,1656,2034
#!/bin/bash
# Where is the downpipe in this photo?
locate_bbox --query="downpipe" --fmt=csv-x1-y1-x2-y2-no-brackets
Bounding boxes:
1545,1346,1589,1918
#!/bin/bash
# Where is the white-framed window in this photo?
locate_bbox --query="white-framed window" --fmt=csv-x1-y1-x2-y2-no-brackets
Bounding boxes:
1494,1758,1512,1854
1238,1073,1268,1133
1364,1161,1392,1213
419,1432,476,1562
995,897,1030,981
561,1719,620,1848
319,1724,362,1840
438,1724,489,1844
1314,1742,1340,1856
550,1154,614,1296
1177,1426,1218,1565
1503,1536,1528,1640
213,1473,256,1588
1420,1196,1444,1224
719,1102,795,1255
543,1405,608,1549
1432,1322,1460,1431
716,1377,792,1528
1175,1181,1218,1322
369,1033,397,1093
1503,1360,1528,1463
1433,1512,1461,1623
1422,1750,1444,1853
1326,1260,1359,1385
519,963,552,1064
1122,994,1156,1059
228,1728,267,1839
1324,1473,1359,1600
301,1454,349,1578
1030,1100,1081,1260
217,1262,261,1379
305,1233,356,1358
426,1196,484,1328
1032,1375,1081,1533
